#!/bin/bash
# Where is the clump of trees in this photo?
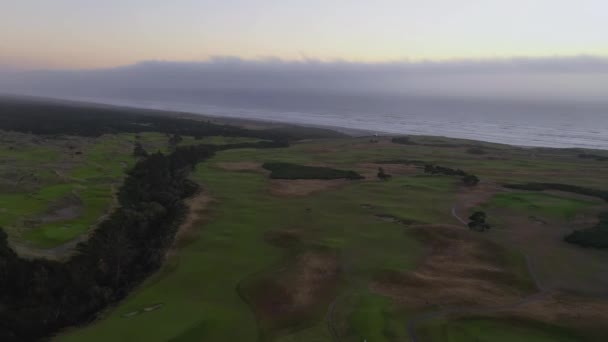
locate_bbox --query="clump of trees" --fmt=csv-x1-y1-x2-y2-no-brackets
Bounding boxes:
168,134,183,149
468,211,491,232
377,167,392,181
424,164,480,186
564,212,608,248
263,162,363,180
133,142,148,158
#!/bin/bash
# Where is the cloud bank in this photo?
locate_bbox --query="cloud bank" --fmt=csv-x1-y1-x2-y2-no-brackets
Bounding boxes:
1,56,607,103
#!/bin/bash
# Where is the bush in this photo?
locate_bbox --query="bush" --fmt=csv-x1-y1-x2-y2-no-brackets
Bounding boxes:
262,162,364,180
564,212,608,248
468,211,491,232
424,164,480,186
463,174,480,186
377,167,392,181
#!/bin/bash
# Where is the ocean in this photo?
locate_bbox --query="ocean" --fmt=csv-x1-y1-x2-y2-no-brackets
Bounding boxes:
44,89,608,150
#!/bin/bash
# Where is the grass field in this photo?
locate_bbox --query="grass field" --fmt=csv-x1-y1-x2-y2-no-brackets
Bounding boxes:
6,134,602,341
0,131,135,248
483,192,598,220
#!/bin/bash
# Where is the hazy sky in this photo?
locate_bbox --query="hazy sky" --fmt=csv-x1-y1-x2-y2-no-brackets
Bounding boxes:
2,0,607,69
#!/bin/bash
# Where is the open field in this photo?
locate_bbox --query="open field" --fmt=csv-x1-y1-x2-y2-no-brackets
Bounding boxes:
56,134,608,341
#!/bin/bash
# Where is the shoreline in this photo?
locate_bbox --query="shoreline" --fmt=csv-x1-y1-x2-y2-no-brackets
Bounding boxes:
2,93,607,152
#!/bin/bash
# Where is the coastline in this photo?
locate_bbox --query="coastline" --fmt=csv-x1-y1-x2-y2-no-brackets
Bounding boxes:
2,93,607,151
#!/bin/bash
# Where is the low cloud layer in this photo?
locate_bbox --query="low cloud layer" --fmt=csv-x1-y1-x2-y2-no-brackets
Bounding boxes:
1,56,607,103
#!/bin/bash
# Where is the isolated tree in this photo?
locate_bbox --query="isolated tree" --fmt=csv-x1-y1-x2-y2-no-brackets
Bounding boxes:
468,211,491,232
133,142,148,158
377,167,392,181
168,134,183,148
463,174,480,186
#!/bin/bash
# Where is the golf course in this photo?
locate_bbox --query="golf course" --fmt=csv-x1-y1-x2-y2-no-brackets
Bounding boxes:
1,99,607,341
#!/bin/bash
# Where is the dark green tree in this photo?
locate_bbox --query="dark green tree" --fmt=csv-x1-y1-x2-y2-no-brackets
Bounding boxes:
377,167,392,181
463,174,480,186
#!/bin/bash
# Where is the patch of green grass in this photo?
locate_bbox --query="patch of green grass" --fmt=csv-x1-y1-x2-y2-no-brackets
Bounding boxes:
348,294,392,341
484,192,595,220
416,317,582,342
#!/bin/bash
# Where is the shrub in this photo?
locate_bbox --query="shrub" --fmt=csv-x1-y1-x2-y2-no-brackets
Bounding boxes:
262,162,364,180
564,212,608,248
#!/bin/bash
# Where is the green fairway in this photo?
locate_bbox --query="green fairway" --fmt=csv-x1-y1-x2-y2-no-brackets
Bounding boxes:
484,192,597,220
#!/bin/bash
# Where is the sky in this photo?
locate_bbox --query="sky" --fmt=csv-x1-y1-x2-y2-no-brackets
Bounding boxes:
1,0,607,70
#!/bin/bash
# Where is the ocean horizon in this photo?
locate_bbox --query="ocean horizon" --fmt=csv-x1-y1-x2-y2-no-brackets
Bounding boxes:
11,89,608,150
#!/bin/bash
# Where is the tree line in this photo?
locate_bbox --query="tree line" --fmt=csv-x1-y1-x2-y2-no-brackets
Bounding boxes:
0,97,342,142
0,140,287,341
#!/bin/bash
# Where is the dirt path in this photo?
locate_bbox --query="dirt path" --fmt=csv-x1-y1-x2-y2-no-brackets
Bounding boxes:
451,206,468,226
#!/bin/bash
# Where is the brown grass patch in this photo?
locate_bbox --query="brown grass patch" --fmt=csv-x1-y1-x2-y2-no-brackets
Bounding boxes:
505,292,608,331
270,179,349,196
169,191,213,254
246,251,341,332
371,225,532,310
456,181,502,214
358,163,420,179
